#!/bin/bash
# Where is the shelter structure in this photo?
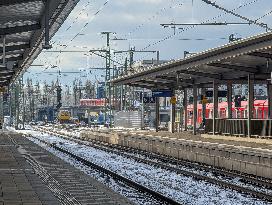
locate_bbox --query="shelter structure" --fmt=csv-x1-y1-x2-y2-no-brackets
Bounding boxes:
111,32,272,137
0,0,80,85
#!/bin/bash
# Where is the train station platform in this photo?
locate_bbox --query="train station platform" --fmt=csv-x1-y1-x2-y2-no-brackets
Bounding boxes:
76,128,272,180
0,130,133,205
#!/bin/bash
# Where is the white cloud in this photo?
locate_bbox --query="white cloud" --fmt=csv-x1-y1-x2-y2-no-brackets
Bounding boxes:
30,0,272,84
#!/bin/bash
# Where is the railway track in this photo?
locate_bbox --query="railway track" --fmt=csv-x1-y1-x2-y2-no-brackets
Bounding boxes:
34,127,272,203
29,134,182,205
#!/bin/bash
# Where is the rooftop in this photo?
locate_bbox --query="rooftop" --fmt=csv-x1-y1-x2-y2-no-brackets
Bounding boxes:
111,31,272,90
0,0,80,86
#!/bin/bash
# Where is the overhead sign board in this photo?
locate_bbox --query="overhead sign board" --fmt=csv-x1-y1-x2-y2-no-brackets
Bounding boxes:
152,90,173,97
205,90,228,98
143,97,156,104
218,91,228,98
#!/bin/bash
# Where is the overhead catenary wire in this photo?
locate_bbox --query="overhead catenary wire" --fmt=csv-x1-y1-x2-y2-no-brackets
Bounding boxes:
44,1,183,72
48,0,111,71
137,0,261,58
124,0,183,39
50,0,95,46
65,0,93,31
201,0,271,31
254,9,272,22
70,0,110,42
114,0,183,65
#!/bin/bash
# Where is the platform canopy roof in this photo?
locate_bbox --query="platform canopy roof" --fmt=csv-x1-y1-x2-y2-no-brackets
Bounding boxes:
111,32,272,90
0,0,79,87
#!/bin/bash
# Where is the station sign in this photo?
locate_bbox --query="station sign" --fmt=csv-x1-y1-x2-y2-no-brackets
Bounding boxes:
170,96,177,104
143,97,156,103
206,91,213,98
205,90,228,98
152,90,172,97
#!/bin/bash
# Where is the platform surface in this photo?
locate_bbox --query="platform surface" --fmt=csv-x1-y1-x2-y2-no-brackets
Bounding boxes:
120,129,272,150
0,131,133,205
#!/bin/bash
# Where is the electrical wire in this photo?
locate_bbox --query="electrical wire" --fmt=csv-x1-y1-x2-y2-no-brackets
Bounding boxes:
124,0,183,39
201,0,271,31
116,0,183,65
47,0,111,71
70,0,110,42
65,1,93,31
138,0,261,54
254,9,272,22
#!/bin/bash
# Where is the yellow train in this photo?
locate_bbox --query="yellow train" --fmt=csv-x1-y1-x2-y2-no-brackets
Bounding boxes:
57,110,71,123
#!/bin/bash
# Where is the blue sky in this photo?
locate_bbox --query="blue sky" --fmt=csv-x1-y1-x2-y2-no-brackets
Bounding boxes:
25,0,272,85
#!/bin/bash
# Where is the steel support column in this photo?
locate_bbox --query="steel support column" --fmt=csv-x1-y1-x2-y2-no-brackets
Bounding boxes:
227,81,232,119
43,0,52,49
141,88,144,129
155,97,160,132
213,81,218,135
0,93,3,125
171,96,176,133
193,85,197,135
2,35,5,65
248,74,254,137
268,83,272,119
184,89,188,131
201,88,206,128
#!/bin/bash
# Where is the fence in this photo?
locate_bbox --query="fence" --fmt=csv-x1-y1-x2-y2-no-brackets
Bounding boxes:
114,111,142,128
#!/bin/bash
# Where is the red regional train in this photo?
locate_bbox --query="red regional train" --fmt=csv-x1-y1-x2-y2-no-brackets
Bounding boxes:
80,99,105,107
186,100,269,125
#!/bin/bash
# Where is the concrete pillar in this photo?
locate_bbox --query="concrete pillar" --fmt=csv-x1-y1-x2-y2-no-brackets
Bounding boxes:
248,74,254,137
184,89,188,131
268,83,272,119
155,97,160,132
193,85,198,135
213,81,218,135
227,82,232,119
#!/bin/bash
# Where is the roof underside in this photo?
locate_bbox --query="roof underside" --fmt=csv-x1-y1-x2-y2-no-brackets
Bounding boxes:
0,0,79,86
112,32,272,90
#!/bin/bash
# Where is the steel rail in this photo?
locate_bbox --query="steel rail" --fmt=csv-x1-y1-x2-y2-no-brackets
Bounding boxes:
29,134,182,205
35,127,272,202
37,127,272,188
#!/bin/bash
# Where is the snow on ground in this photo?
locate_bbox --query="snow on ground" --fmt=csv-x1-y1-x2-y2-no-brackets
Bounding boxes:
26,130,271,205
27,135,165,205
48,126,272,195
